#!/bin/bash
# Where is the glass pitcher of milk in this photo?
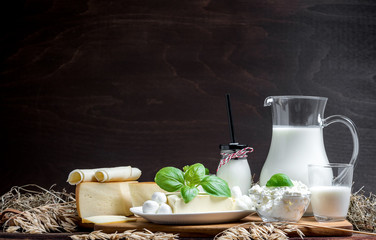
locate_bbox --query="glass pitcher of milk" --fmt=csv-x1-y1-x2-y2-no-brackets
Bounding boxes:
259,96,359,186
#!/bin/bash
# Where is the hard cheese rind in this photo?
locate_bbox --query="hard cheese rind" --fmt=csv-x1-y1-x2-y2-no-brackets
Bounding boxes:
76,181,137,218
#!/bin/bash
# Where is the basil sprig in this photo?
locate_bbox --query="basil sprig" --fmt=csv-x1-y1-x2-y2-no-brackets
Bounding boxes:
155,163,231,203
266,173,294,187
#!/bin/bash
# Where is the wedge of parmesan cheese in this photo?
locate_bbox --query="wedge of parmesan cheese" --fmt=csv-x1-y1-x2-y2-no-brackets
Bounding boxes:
76,181,137,218
82,215,136,224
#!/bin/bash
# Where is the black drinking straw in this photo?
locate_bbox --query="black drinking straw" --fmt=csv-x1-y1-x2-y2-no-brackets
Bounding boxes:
225,93,236,143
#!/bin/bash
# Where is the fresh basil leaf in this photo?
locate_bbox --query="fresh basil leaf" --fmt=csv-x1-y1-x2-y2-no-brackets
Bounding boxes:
205,168,210,175
266,173,294,187
200,175,231,197
180,185,199,203
184,163,206,187
183,165,190,172
154,167,185,192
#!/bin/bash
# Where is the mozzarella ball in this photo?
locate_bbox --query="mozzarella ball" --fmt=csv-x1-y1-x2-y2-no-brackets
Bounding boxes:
151,192,167,204
157,203,173,214
231,186,243,198
240,195,254,210
142,200,159,214
234,198,249,210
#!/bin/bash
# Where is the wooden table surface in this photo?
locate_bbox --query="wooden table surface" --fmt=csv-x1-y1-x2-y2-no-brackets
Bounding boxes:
0,232,375,240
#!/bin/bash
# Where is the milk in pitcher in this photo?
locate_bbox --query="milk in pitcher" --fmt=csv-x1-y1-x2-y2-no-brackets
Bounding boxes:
261,95,359,187
259,126,329,186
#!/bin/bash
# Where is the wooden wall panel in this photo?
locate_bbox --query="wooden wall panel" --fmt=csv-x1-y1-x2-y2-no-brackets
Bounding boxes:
1,0,375,195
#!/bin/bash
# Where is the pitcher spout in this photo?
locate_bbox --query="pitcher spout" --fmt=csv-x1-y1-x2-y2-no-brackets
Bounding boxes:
263,95,328,126
264,96,274,107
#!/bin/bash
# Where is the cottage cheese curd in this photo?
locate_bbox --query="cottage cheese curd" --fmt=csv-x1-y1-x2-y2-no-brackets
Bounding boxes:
249,181,310,222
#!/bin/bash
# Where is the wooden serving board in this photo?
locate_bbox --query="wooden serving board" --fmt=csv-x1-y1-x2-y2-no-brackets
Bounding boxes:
94,215,353,238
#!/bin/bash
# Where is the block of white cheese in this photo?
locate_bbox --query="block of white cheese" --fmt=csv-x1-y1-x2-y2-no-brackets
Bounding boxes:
82,215,137,224
128,182,166,207
76,181,137,218
166,193,235,213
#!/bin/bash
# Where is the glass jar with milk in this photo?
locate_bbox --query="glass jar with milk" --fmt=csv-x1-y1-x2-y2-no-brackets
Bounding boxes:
217,143,253,195
259,96,359,188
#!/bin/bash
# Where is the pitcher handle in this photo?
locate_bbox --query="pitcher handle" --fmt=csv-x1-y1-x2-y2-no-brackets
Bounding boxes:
323,115,359,166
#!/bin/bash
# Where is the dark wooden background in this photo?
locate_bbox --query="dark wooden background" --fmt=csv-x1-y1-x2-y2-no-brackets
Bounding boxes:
1,0,375,196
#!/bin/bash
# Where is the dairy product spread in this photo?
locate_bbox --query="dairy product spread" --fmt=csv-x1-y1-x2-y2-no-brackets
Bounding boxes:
142,186,254,214
249,180,310,222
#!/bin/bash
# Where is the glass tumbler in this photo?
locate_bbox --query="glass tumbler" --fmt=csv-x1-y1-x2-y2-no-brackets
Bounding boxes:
308,163,353,222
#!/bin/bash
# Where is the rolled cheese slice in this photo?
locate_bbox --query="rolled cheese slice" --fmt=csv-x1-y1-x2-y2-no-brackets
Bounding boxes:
95,166,141,182
67,169,101,185
67,166,142,185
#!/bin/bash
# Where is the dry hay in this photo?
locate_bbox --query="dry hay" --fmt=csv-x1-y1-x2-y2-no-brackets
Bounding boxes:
0,184,178,239
70,229,179,240
0,184,79,233
215,222,304,240
347,187,376,233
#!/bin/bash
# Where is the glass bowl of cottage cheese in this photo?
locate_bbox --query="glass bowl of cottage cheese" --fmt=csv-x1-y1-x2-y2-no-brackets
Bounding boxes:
249,180,311,222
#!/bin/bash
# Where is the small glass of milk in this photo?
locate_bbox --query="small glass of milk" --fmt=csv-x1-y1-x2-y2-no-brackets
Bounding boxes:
308,163,353,222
